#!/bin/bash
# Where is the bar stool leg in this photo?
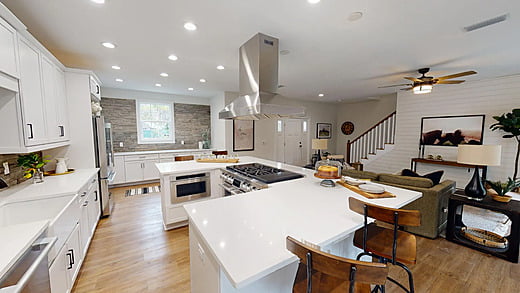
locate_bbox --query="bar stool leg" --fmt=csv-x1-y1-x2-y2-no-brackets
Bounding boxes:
395,262,414,293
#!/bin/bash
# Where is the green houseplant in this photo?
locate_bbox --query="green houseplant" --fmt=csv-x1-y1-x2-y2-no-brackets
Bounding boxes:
486,178,520,202
17,153,50,183
490,108,520,180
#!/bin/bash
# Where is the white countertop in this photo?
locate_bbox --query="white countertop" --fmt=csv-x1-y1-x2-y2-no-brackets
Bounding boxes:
156,156,264,176
0,168,99,206
182,157,422,288
115,148,215,156
0,220,49,277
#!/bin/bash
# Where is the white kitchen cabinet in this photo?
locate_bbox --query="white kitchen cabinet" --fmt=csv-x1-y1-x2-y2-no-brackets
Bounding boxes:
0,17,18,78
125,161,144,183
112,156,126,185
18,36,47,146
49,238,70,293
124,156,160,182
190,225,220,293
66,223,82,286
143,159,160,180
42,55,69,142
87,187,100,234
79,195,89,255
54,67,69,141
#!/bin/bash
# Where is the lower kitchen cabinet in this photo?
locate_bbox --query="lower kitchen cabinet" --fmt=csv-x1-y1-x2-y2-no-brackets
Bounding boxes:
124,159,160,182
49,223,82,293
190,225,220,293
112,156,126,184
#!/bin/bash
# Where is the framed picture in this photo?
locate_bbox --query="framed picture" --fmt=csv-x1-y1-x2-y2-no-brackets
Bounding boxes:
233,120,255,151
420,114,485,147
316,123,332,139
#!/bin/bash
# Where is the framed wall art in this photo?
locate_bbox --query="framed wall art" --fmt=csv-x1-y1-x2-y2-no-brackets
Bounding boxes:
233,120,255,151
420,114,485,147
316,123,332,139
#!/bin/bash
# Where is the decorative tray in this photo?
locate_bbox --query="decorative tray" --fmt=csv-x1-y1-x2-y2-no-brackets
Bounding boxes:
43,169,75,176
196,158,240,163
336,181,396,199
461,227,508,249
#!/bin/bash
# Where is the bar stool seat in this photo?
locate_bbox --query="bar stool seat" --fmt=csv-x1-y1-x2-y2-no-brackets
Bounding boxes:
353,223,417,265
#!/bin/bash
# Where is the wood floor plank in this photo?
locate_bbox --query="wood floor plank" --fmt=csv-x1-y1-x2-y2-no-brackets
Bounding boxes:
73,184,520,293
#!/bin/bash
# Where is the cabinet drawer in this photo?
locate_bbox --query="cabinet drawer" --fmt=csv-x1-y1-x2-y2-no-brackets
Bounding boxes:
125,154,159,161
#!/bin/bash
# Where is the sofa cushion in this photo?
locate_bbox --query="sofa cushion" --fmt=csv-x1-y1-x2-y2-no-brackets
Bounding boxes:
342,169,379,181
401,169,444,185
378,173,434,188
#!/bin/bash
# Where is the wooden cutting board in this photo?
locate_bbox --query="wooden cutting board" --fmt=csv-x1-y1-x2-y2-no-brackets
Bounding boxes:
196,158,240,163
336,181,396,199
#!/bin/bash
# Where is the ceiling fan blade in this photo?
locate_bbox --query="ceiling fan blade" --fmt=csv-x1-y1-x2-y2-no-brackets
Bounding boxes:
435,80,465,84
378,83,412,88
404,77,422,82
436,71,477,80
400,87,413,91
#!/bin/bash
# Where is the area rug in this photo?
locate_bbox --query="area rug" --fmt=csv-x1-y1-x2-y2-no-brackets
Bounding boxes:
125,186,161,197
462,205,511,237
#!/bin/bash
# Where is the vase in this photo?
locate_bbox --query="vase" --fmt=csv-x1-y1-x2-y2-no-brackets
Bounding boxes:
33,168,44,184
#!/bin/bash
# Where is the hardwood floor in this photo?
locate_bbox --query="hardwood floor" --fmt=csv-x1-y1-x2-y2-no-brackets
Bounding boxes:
73,185,520,292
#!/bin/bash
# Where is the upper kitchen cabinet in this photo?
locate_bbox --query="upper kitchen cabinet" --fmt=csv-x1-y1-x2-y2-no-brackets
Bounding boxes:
0,16,19,79
42,55,69,142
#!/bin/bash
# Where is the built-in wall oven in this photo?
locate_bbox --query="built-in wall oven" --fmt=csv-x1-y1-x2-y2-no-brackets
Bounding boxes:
170,172,211,204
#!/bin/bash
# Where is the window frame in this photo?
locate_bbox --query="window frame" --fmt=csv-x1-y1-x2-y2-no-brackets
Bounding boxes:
136,99,175,144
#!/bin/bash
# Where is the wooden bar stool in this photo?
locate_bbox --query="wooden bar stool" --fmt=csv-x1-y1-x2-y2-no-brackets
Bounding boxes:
348,197,421,293
286,236,388,293
174,155,194,161
212,150,228,156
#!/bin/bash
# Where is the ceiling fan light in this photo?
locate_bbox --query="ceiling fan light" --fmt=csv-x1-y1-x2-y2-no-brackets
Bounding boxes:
413,84,433,94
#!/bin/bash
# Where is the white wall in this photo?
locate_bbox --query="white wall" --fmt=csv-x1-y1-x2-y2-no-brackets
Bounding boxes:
101,87,211,105
221,92,338,162
210,92,226,150
335,94,397,155
367,74,520,187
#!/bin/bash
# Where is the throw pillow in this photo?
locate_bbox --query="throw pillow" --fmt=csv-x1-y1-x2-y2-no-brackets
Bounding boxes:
401,169,444,185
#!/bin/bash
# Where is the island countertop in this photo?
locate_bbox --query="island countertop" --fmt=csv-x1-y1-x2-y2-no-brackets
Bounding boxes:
182,157,422,289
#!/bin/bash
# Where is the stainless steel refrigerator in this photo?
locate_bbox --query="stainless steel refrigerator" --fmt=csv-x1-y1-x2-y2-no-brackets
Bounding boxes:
93,116,115,217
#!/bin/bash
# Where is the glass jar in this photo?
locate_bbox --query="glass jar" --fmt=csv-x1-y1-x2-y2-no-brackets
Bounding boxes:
315,159,342,178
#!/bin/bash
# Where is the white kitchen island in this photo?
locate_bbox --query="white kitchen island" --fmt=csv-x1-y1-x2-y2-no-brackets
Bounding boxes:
157,157,421,293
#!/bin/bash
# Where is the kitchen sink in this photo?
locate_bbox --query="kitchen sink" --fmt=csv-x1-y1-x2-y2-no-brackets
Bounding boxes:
0,195,80,262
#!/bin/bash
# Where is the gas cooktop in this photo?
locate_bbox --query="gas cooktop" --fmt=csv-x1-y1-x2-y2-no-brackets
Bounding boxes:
226,163,304,184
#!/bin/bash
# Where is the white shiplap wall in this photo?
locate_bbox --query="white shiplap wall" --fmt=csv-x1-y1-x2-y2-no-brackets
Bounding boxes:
367,74,520,187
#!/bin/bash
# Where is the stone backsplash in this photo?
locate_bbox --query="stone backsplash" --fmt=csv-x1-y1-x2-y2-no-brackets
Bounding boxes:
0,153,31,187
100,98,211,152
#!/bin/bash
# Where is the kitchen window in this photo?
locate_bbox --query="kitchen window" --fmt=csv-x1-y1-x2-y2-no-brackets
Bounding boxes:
136,100,175,144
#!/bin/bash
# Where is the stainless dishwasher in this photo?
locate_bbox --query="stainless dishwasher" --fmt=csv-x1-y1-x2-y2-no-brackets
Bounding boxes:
0,236,57,293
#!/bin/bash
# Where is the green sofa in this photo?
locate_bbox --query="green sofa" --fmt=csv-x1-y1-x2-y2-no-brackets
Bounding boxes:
343,169,456,239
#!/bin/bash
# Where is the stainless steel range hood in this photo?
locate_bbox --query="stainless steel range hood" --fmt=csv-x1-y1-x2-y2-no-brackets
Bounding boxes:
219,33,305,120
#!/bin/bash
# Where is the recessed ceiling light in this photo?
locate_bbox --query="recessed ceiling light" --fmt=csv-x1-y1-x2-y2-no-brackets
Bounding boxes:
308,0,321,4
199,78,206,83
101,42,116,49
155,83,162,87
160,73,169,77
168,54,178,61
111,65,120,70
184,22,198,31
90,0,105,3
318,93,324,97
188,87,194,91
216,65,225,70
348,12,363,22
115,78,123,82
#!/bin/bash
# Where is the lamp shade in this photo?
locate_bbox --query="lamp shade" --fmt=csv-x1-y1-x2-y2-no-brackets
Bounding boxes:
312,139,328,150
457,145,502,166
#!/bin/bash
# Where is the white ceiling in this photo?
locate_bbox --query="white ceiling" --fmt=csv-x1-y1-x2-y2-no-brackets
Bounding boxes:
3,0,520,102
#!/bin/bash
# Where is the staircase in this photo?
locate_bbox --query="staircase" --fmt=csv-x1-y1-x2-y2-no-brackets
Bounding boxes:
346,112,396,169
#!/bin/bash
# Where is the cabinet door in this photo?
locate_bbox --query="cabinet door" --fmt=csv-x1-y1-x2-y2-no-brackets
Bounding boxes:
190,227,220,293
125,161,144,182
143,159,160,181
112,156,126,184
67,224,82,285
87,188,100,234
18,37,47,145
55,67,69,141
41,56,60,141
0,17,18,78
49,242,69,293
79,199,90,256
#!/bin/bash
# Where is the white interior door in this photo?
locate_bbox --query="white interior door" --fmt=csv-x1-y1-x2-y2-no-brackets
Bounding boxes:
278,119,309,166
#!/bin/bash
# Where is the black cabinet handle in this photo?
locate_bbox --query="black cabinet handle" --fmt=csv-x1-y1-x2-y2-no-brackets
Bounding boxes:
83,200,89,207
59,125,65,137
66,251,73,269
96,85,100,94
27,124,34,139
69,249,75,265
94,191,98,201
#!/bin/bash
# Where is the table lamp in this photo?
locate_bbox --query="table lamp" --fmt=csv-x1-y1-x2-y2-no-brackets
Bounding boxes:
311,139,328,165
457,145,502,200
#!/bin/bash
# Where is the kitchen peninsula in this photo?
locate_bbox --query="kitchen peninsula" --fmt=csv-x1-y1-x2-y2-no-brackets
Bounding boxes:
156,157,422,293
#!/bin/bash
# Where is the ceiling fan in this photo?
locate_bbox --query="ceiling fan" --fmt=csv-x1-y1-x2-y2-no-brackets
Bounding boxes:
378,68,477,94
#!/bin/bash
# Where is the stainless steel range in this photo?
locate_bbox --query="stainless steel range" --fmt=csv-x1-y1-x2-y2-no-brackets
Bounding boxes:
219,163,304,195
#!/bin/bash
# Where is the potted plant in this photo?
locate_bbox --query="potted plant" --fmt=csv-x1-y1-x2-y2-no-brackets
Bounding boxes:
490,108,520,180
17,153,50,184
486,178,520,202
